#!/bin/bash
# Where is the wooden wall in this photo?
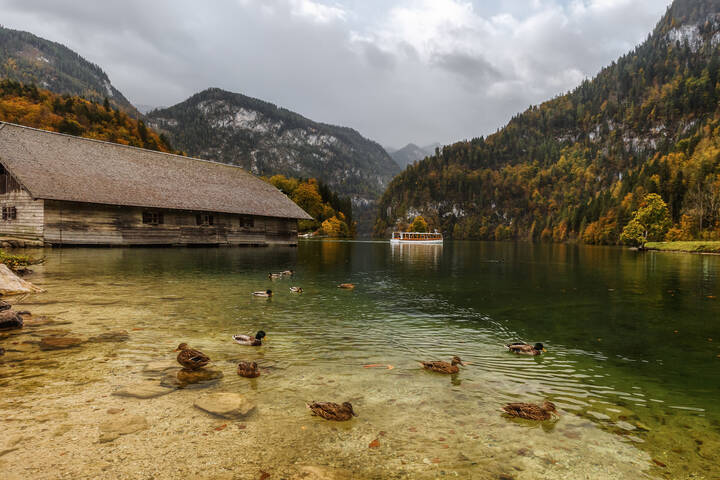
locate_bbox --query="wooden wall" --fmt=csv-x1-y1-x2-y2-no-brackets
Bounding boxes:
42,201,298,246
0,185,44,240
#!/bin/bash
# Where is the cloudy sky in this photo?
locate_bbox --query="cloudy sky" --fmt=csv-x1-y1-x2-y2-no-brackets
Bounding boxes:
1,0,671,147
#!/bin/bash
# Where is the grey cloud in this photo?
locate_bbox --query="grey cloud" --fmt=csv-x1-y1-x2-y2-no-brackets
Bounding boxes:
431,52,503,84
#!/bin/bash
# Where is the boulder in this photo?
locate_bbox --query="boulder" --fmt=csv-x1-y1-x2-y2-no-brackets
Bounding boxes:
0,264,44,295
99,415,148,443
39,336,84,350
0,310,23,330
193,393,256,419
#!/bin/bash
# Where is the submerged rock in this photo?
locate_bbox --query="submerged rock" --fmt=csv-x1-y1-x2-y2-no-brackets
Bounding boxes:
0,301,11,311
0,264,44,296
193,393,256,419
39,336,84,350
292,465,353,480
113,381,175,399
0,310,23,330
143,360,177,374
99,414,148,443
87,331,130,343
161,368,224,388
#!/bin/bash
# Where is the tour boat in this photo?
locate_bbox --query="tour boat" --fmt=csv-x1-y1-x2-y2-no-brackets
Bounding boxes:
390,231,443,244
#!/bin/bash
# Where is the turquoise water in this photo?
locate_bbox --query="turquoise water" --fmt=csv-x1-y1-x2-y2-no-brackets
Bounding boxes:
1,241,719,479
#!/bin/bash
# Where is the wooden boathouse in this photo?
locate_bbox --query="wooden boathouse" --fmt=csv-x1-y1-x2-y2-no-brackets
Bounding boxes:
0,122,312,246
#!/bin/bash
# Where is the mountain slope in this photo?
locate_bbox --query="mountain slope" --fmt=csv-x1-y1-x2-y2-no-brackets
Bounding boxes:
147,88,400,201
0,26,137,114
375,0,720,243
389,143,436,168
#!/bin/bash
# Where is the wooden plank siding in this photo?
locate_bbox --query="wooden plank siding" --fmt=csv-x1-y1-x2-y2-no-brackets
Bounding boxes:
0,173,44,240
42,200,298,246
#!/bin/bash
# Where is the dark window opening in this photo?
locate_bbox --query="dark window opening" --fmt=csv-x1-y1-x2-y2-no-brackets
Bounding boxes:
142,211,164,225
2,206,17,221
241,216,254,228
196,213,214,226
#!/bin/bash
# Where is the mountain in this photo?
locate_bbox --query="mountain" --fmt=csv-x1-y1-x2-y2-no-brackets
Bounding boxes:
389,143,439,168
0,79,174,152
0,26,137,114
147,88,400,202
375,0,720,244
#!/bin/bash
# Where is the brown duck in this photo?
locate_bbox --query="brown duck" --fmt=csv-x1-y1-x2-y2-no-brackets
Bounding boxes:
421,356,466,374
237,361,260,378
307,401,357,421
506,342,546,355
502,401,558,421
174,343,210,370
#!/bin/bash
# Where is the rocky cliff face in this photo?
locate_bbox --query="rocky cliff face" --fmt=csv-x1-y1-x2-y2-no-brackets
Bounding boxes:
147,88,400,202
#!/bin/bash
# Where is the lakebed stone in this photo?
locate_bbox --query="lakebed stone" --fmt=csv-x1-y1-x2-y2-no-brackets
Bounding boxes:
161,368,224,388
87,330,130,343
193,392,256,419
39,336,84,350
113,381,175,399
0,310,23,330
292,465,353,480
99,414,148,443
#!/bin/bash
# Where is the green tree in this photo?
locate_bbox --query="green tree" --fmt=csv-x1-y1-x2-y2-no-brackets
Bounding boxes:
620,193,671,246
409,215,428,232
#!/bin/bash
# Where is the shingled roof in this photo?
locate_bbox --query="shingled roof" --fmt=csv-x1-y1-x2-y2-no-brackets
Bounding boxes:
0,122,312,220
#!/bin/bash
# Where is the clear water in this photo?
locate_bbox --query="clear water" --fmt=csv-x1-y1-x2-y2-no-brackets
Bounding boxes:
1,241,719,479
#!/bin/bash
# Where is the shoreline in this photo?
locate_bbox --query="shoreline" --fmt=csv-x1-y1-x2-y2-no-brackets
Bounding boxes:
644,241,720,255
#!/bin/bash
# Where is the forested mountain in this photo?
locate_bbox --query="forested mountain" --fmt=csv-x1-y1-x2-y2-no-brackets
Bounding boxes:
0,79,174,152
375,0,720,244
147,88,400,202
0,26,137,114
389,143,438,168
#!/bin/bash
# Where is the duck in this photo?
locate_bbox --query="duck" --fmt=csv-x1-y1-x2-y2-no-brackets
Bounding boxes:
232,331,267,346
338,283,355,289
502,401,558,421
237,361,260,378
505,342,546,355
0,347,5,356
282,270,294,276
268,273,283,279
307,401,357,421
290,286,303,293
174,343,210,370
252,289,273,297
421,356,466,374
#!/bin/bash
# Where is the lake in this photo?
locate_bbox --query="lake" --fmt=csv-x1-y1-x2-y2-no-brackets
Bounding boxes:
1,241,719,479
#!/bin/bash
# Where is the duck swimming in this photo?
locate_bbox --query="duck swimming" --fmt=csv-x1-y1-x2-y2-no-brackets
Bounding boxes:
502,401,558,421
307,401,357,421
290,286,303,293
253,289,273,297
282,270,294,276
268,273,283,279
174,343,210,370
506,342,546,355
232,331,266,346
338,283,355,289
237,361,260,378
421,356,466,374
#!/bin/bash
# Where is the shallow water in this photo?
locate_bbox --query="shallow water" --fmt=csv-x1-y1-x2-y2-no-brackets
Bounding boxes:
1,241,719,479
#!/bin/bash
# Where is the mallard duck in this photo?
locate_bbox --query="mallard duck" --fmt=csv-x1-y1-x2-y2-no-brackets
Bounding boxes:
232,331,266,346
307,401,357,421
269,273,283,279
421,356,466,374
174,343,210,370
252,289,273,297
338,283,355,289
237,361,260,378
282,270,294,276
506,342,546,355
290,286,303,293
502,401,558,420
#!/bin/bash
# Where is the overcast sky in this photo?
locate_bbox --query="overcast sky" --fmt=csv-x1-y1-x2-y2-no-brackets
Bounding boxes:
1,0,672,148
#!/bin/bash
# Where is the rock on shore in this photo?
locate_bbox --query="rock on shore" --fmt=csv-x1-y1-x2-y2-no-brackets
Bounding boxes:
0,264,44,295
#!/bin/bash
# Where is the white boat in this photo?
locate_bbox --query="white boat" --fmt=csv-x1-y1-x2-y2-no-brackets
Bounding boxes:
390,231,443,244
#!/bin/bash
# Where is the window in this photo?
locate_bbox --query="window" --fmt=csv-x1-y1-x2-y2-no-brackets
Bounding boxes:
241,216,254,228
196,213,214,226
2,206,16,221
142,211,164,225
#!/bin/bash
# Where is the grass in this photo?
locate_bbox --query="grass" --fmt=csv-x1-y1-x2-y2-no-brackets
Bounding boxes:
0,249,43,271
644,241,720,253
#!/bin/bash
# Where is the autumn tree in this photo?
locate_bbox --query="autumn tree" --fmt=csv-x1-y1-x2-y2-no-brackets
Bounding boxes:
620,193,671,247
409,215,428,232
